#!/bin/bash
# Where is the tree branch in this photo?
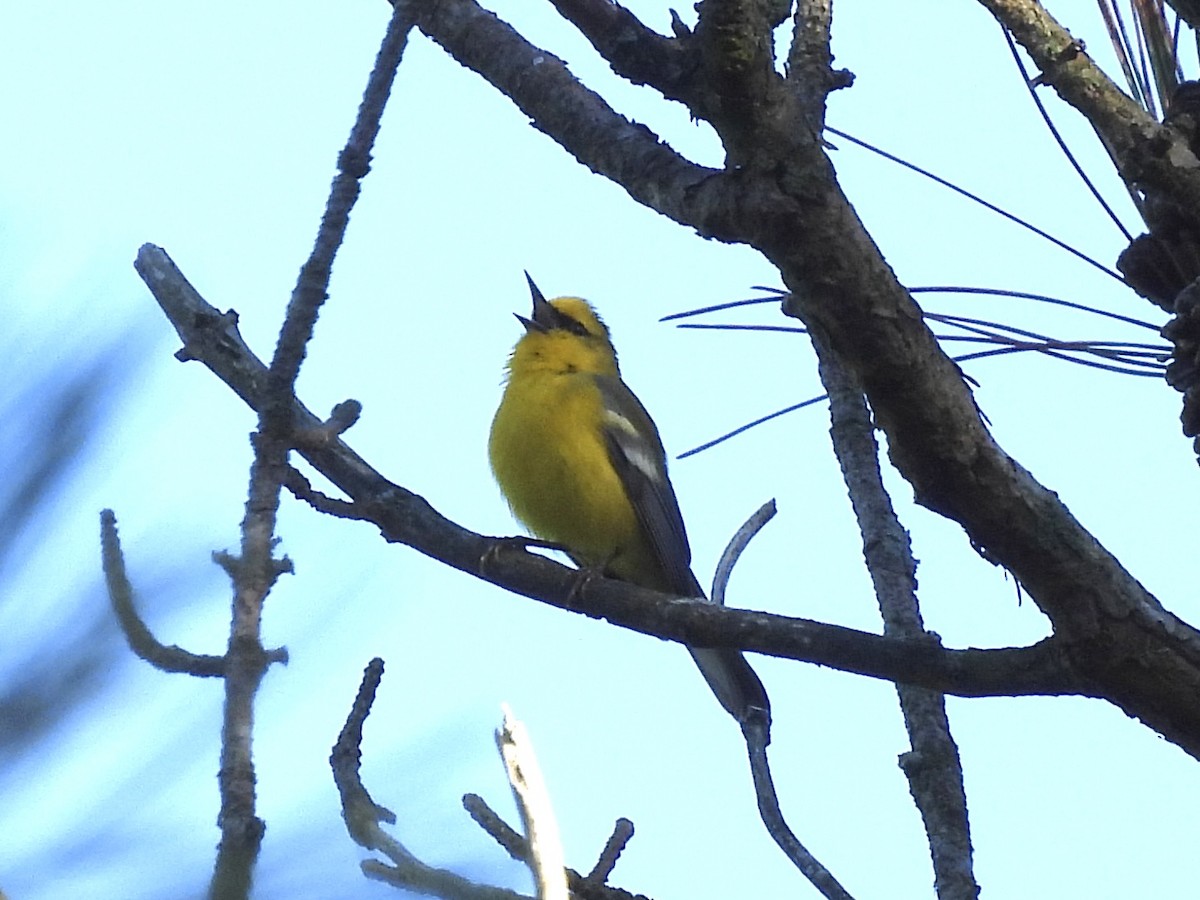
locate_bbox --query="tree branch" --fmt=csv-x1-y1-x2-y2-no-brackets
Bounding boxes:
463,794,651,900
402,0,1200,758
582,818,634,888
100,509,231,677
743,713,856,900
331,660,532,899
693,0,792,168
811,335,978,900
209,6,415,896
546,0,698,106
787,0,852,127
406,0,756,232
134,243,1084,702
496,707,569,900
977,0,1200,229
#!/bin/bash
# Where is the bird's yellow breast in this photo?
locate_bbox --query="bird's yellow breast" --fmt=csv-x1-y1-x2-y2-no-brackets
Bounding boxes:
489,368,643,569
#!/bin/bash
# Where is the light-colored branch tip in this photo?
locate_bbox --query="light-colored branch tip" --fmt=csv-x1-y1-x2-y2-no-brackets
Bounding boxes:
496,705,568,900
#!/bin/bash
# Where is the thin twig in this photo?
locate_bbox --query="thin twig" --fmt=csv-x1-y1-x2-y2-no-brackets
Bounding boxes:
462,794,649,900
100,509,230,677
331,661,530,898
583,819,634,887
282,465,370,520
742,715,856,900
330,658,402,850
707,490,853,896
712,500,777,607
463,793,529,861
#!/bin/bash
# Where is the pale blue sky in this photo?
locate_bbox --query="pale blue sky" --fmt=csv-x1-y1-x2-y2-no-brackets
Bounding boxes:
1,2,1196,898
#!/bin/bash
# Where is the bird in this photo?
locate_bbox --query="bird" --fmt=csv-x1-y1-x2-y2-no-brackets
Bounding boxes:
488,273,770,725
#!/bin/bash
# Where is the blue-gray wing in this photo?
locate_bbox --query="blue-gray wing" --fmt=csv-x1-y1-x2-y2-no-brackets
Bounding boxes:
593,375,697,595
594,375,770,725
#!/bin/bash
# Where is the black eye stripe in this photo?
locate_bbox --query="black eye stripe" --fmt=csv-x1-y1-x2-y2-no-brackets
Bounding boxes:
548,306,594,337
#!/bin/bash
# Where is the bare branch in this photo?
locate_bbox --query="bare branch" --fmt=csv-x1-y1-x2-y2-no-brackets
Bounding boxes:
812,335,979,900
787,0,852,127
268,8,413,395
282,466,370,521
694,0,797,168
710,499,847,894
133,245,1088,703
582,819,634,887
742,716,856,900
496,707,569,900
208,7,417,895
463,793,530,862
330,661,531,898
407,0,739,234
406,0,1200,757
978,0,1200,227
100,509,228,677
711,499,776,606
462,795,651,900
547,0,697,105
330,658,401,850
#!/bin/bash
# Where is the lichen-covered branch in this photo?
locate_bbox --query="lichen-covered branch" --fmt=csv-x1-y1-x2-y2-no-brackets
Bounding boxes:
977,0,1200,227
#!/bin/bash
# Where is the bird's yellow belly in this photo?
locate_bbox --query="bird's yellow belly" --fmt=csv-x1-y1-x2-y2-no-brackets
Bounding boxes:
489,373,642,569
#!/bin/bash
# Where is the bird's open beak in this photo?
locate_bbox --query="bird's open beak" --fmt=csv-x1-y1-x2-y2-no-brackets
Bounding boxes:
516,271,552,332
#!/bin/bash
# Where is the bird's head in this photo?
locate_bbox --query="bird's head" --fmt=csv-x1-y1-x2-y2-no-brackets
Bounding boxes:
506,273,620,377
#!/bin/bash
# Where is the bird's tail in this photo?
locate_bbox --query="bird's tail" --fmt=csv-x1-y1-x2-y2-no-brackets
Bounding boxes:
680,570,771,727
688,647,771,726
